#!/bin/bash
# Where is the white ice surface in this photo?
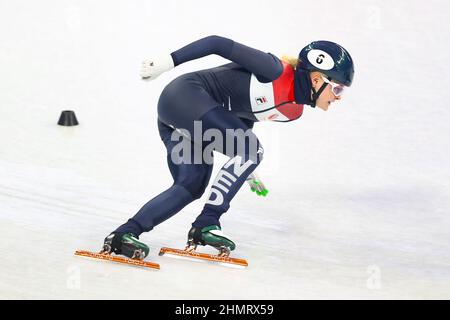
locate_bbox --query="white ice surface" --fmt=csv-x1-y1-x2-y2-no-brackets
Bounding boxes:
0,0,450,299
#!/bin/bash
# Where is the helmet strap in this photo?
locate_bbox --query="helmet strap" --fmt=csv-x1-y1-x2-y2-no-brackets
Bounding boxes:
310,75,331,108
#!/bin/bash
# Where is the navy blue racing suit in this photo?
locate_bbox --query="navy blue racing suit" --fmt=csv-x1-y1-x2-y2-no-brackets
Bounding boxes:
115,36,312,236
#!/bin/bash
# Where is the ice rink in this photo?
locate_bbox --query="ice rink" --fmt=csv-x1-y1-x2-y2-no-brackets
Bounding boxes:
1,0,449,299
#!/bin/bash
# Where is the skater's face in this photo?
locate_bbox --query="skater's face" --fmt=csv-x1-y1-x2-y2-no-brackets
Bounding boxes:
310,71,342,111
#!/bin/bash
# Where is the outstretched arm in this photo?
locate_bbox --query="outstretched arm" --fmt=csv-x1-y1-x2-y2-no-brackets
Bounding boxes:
141,35,283,82
171,35,283,82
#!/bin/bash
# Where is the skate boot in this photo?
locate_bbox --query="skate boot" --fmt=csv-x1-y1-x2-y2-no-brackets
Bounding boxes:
187,225,236,257
101,232,149,260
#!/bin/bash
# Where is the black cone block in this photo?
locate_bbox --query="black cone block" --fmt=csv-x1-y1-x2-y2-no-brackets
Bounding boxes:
58,110,79,126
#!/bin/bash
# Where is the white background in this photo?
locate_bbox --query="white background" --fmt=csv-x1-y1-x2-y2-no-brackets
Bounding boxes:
0,0,449,299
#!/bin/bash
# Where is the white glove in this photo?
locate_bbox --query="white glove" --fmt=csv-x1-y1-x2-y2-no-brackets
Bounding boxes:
140,55,175,80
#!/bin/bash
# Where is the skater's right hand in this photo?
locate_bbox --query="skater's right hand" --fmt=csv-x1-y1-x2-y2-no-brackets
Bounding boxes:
140,55,175,80
246,173,269,197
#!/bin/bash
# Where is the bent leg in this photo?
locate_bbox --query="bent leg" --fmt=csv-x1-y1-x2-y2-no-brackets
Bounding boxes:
115,120,213,236
192,107,263,228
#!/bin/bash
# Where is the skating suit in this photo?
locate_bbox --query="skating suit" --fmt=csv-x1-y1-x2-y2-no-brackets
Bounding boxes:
115,36,313,236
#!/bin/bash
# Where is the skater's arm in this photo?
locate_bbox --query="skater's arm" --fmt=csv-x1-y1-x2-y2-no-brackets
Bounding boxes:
170,35,283,82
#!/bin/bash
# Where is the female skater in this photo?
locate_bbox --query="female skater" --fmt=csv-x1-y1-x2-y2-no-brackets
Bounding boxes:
101,35,354,259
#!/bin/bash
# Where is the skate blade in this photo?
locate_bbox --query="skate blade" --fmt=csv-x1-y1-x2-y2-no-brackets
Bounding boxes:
74,250,160,270
159,247,248,269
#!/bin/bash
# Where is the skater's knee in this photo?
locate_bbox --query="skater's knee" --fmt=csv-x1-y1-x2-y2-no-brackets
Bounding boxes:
235,137,264,167
224,130,263,165
174,167,211,200
176,181,207,200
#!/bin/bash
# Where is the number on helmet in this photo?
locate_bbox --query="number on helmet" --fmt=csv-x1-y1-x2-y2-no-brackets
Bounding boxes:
307,49,335,70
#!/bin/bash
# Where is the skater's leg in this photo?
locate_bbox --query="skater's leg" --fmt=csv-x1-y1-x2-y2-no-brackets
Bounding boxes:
114,120,213,236
107,76,222,257
192,107,263,229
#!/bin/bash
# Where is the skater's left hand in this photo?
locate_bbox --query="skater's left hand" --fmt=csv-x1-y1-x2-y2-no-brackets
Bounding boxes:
246,173,269,197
